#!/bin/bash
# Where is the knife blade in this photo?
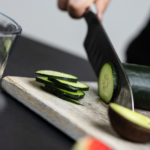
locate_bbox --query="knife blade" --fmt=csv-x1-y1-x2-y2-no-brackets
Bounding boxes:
84,11,134,111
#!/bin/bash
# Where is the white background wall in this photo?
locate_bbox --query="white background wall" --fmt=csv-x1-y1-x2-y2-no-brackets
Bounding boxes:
0,0,149,62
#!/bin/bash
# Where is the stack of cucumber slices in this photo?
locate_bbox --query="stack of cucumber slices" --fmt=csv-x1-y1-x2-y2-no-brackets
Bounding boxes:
35,70,89,105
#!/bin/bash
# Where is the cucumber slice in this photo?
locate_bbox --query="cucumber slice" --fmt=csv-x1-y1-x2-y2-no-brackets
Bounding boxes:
41,86,83,106
36,76,76,91
36,70,77,83
36,76,55,87
45,85,85,100
50,78,89,91
98,63,117,103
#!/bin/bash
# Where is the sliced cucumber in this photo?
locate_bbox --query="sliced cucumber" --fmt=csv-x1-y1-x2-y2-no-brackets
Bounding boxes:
99,62,150,110
41,86,83,106
45,85,85,100
36,76,76,91
50,78,89,91
36,76,55,87
98,63,117,103
36,70,77,83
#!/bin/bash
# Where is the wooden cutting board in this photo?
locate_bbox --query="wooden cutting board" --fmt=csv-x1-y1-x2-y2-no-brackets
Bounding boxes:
2,76,150,150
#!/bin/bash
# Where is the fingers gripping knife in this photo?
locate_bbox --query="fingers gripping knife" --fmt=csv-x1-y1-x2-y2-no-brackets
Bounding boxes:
84,11,134,111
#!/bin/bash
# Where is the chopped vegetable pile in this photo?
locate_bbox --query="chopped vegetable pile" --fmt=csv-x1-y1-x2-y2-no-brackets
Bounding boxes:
35,70,89,105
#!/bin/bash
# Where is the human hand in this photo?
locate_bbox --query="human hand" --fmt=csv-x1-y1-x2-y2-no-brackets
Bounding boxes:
58,0,110,20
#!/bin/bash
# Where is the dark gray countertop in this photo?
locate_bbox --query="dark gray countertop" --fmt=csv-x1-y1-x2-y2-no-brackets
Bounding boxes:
0,36,96,150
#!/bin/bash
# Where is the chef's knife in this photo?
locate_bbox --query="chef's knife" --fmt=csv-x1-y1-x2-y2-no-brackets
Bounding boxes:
84,11,134,111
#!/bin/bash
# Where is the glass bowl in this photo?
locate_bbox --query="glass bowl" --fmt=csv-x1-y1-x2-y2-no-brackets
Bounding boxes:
0,12,22,79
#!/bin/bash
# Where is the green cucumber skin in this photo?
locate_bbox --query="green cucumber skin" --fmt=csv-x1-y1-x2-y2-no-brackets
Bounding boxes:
48,76,77,83
35,70,78,83
41,86,83,106
100,63,150,110
35,73,77,83
45,85,85,100
49,78,89,91
36,77,55,88
122,63,150,110
36,77,77,92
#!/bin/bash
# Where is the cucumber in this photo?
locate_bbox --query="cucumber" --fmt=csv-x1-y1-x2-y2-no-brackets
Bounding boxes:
36,76,77,91
98,63,117,103
41,86,83,106
36,70,77,82
123,63,150,110
45,85,85,100
36,76,55,87
36,76,89,91
36,76,84,99
99,62,150,110
50,78,89,91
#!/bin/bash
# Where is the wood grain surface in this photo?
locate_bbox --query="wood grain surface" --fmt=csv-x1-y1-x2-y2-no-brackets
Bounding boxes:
2,76,150,150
